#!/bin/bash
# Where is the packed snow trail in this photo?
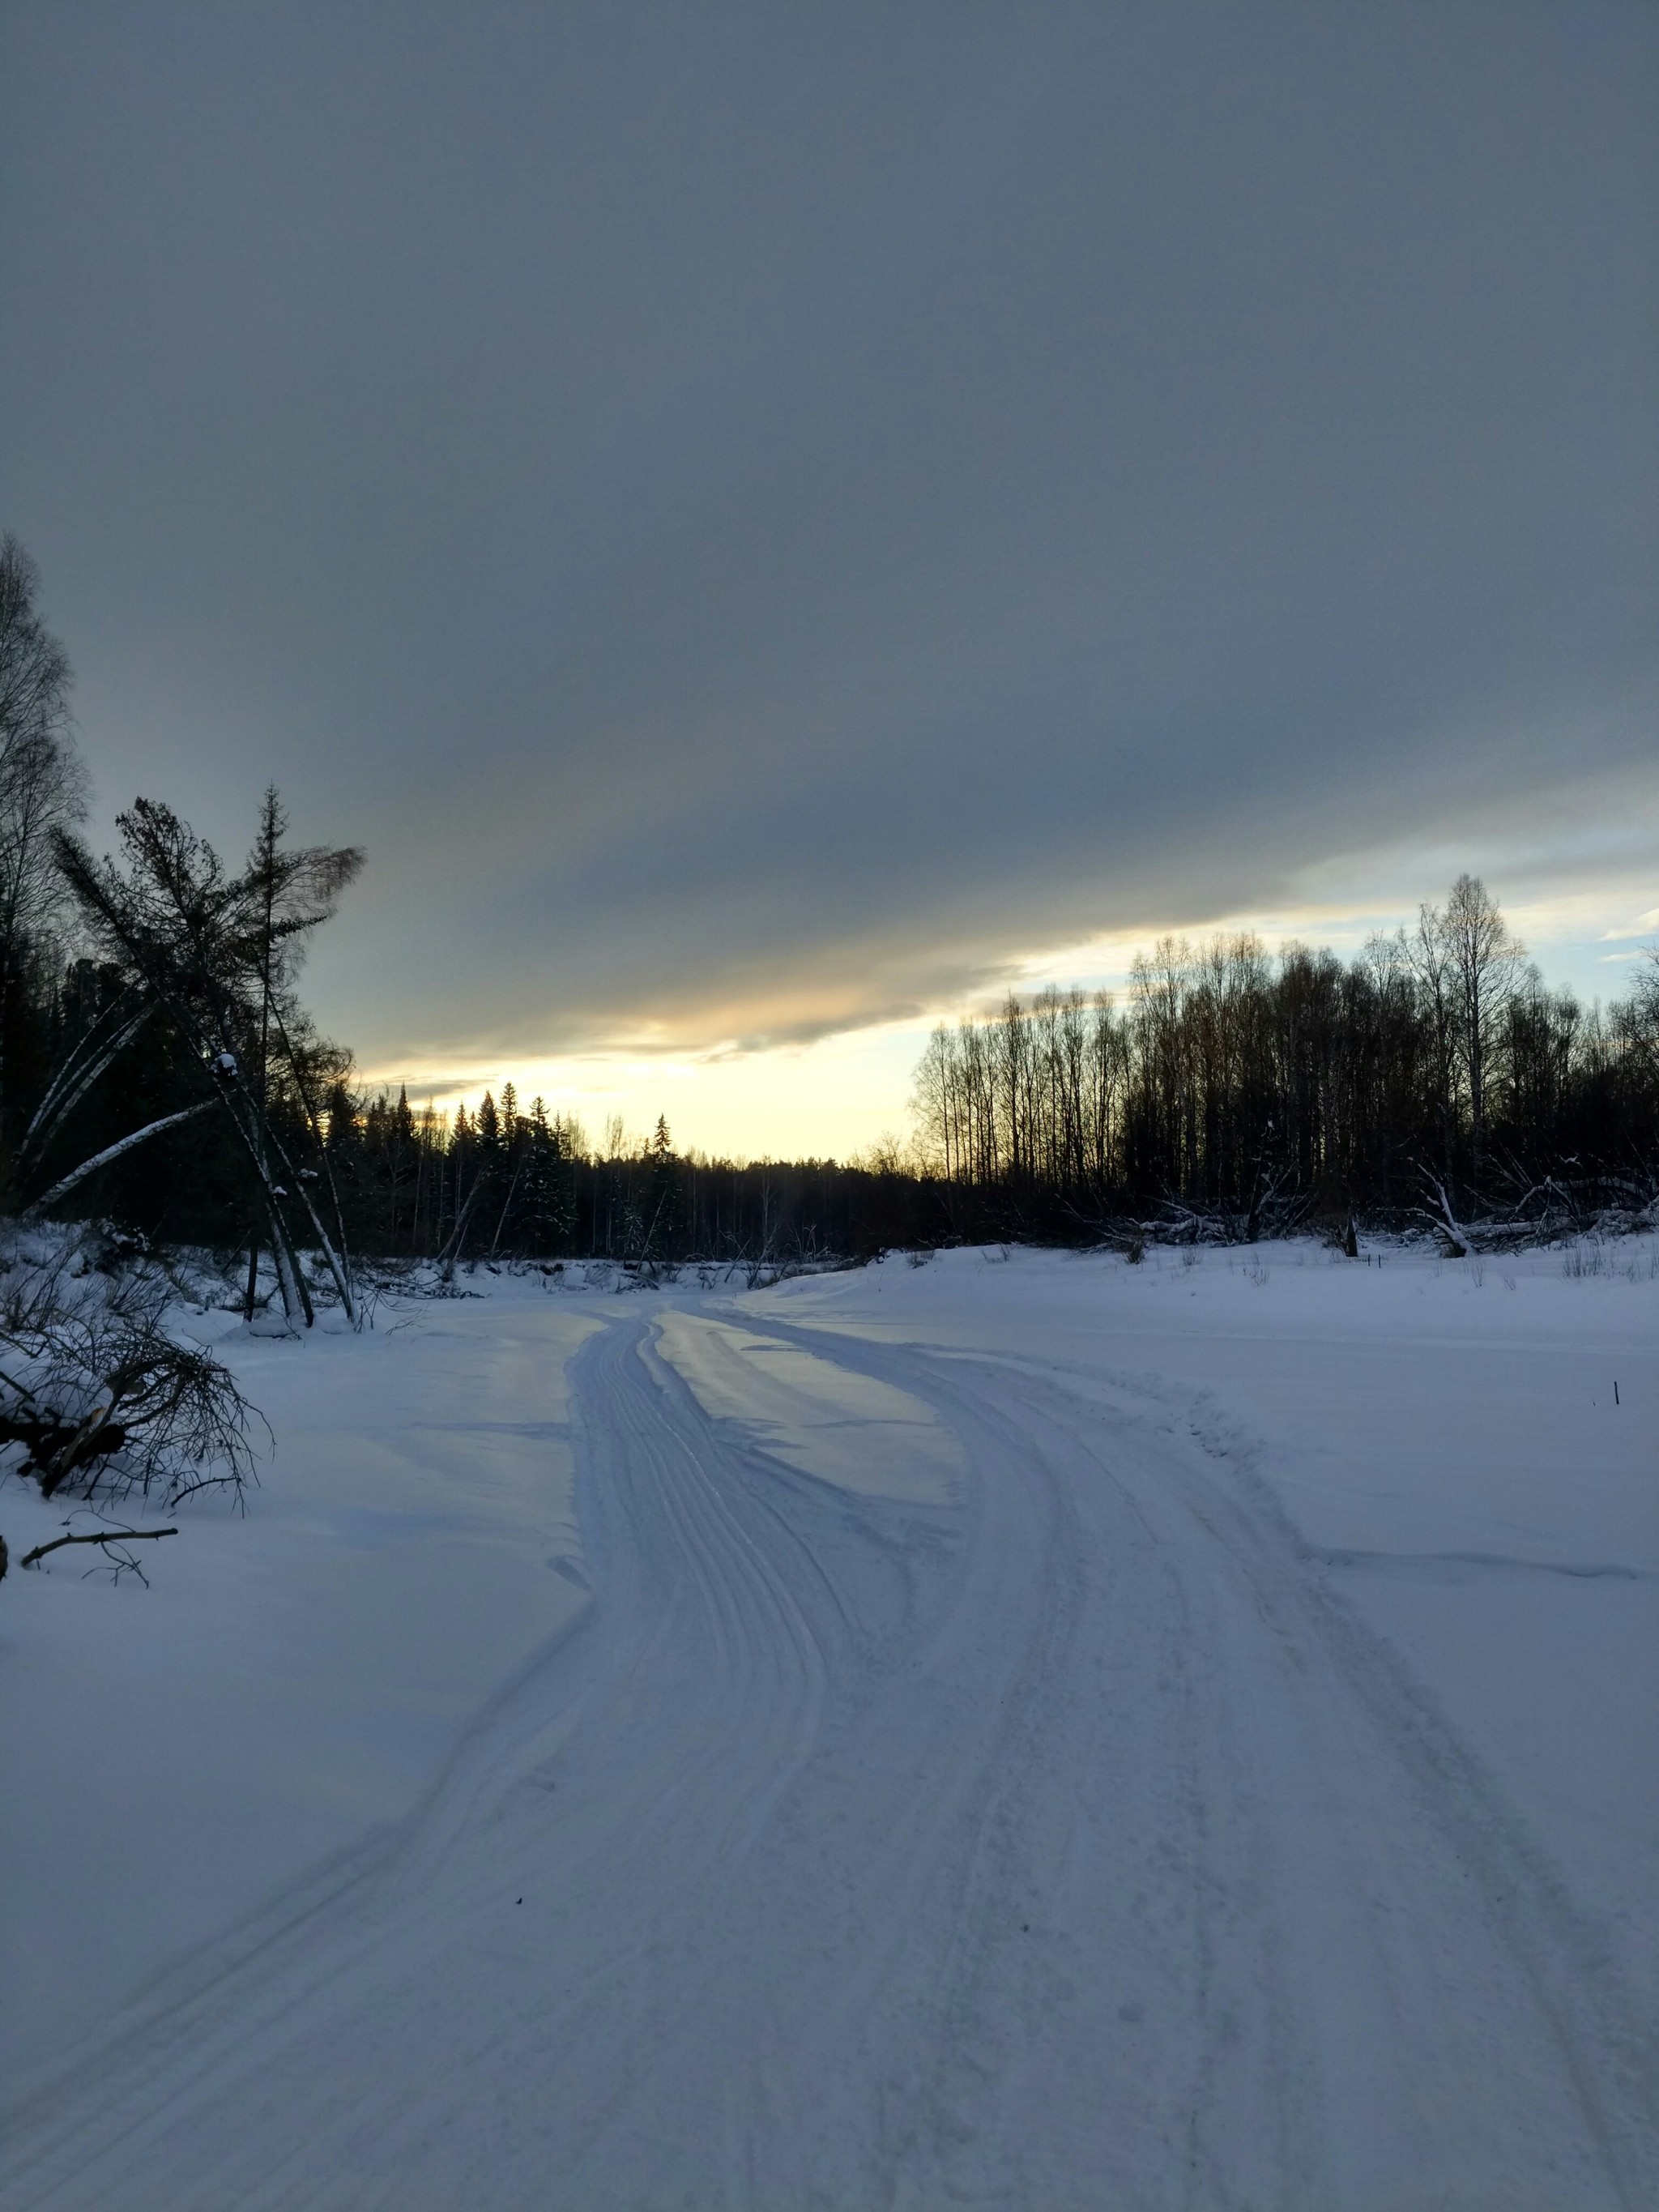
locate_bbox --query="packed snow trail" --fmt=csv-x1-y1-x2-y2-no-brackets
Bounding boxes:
2,1302,1653,2210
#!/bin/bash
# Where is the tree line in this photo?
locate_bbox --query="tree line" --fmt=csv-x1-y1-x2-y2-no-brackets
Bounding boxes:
311,1096,925,1272
0,536,936,1285
2,531,1656,1289
911,888,1659,1242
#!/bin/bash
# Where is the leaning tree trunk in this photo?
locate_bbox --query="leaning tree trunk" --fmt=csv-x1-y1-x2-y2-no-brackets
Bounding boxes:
205,1057,313,1326
22,1099,216,1218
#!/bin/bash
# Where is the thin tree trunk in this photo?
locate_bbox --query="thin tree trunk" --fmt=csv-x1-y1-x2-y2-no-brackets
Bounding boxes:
23,1100,215,1217
18,998,152,1178
265,1002,356,1322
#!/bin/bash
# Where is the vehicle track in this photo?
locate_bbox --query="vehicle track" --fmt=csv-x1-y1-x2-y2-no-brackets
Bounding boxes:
1,1303,1652,2210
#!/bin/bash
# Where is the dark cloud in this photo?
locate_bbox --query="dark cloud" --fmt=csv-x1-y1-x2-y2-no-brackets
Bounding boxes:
3,2,1654,1070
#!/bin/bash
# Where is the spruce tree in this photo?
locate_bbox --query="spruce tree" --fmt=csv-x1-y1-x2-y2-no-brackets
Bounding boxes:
517,1096,573,1253
648,1115,684,1257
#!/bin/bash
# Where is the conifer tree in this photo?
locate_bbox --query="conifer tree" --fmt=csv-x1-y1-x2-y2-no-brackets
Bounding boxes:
514,1097,574,1254
475,1091,501,1169
50,794,361,1322
648,1114,684,1256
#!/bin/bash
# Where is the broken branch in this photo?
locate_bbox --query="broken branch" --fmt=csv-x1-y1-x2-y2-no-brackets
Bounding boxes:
20,1526,178,1569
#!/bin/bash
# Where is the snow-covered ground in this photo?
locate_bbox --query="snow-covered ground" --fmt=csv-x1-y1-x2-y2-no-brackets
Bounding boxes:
1,1240,1655,2208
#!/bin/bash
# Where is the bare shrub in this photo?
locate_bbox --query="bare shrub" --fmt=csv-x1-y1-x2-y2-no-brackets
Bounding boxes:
0,1236,263,1508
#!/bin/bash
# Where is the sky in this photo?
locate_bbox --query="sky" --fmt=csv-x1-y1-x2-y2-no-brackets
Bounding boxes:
3,2,1655,1158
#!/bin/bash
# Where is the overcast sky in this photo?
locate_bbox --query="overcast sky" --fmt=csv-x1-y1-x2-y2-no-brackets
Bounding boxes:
3,4,1655,1149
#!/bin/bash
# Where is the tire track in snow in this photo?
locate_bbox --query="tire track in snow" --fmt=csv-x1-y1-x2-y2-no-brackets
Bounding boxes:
737,1309,1659,2209
1,1302,1653,2210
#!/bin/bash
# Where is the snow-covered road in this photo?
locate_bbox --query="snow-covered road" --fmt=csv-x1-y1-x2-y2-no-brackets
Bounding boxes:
2,1252,1656,2208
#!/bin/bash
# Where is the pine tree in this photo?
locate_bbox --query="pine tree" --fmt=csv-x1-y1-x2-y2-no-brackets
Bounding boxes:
648,1114,684,1256
519,1096,575,1253
450,1103,474,1249
387,1085,416,1251
50,791,361,1323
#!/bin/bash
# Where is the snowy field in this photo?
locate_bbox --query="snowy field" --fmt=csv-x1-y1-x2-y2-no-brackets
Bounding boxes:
1,1239,1655,2208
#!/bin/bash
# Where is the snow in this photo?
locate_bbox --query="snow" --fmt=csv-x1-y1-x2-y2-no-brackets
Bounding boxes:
0,1296,600,2077
654,1309,962,1501
1,1240,1655,2206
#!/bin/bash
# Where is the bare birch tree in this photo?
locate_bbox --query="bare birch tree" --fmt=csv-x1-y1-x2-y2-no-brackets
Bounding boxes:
0,538,86,1131
1438,873,1525,1180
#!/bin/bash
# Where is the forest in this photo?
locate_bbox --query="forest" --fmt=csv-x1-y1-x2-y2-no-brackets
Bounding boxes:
2,532,1657,1305
909,898,1659,1250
